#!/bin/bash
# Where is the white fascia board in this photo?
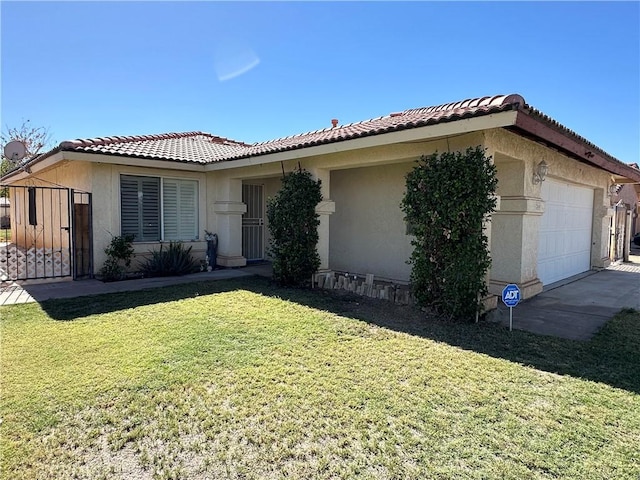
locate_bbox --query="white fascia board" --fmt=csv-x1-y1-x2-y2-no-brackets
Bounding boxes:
206,110,518,171
63,151,207,172
2,151,207,183
1,151,67,183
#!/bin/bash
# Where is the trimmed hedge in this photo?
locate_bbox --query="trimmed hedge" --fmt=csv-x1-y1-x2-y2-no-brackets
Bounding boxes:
401,147,497,321
267,169,322,286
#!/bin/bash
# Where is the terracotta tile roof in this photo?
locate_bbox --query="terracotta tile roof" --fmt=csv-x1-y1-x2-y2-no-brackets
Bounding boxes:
234,94,524,160
517,105,627,167
59,131,250,164
53,94,524,164
6,93,637,183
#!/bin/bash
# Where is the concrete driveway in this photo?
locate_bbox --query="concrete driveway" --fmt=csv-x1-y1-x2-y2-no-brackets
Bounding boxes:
493,258,640,341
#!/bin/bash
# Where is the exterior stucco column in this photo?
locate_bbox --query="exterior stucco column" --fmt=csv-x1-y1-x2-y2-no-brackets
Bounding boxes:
489,155,544,299
310,168,334,271
481,145,499,311
316,200,335,270
489,195,545,297
213,177,247,267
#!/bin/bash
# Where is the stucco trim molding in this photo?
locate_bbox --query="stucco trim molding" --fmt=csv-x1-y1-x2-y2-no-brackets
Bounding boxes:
213,201,247,215
316,200,336,215
494,196,545,216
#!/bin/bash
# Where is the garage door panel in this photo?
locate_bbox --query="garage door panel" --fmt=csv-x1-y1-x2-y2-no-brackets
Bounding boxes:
537,180,593,285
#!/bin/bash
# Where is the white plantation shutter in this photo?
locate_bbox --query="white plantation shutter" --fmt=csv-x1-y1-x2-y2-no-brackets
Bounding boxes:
121,175,160,241
162,180,179,239
162,179,198,240
141,179,160,240
121,175,197,241
120,176,140,237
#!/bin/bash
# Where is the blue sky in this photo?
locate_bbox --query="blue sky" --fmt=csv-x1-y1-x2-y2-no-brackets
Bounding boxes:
2,1,639,163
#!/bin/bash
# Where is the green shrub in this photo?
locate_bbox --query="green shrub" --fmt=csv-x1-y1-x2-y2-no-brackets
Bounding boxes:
99,234,135,282
401,146,497,321
267,169,322,286
139,241,197,277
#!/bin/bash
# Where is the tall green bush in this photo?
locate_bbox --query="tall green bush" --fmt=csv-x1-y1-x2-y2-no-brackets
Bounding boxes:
267,169,322,286
401,146,497,321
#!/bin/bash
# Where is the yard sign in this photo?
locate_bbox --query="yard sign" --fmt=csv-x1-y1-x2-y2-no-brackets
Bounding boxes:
501,284,521,331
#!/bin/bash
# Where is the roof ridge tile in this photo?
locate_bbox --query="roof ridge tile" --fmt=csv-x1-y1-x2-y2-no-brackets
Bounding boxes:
59,130,250,150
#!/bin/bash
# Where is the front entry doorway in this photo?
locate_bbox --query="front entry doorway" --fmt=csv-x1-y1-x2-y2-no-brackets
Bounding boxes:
242,184,265,261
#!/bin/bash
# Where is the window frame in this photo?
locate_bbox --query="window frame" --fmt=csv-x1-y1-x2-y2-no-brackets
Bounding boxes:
120,174,200,242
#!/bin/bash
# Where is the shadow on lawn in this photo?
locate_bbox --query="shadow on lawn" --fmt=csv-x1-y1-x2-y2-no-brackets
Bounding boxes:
40,276,640,395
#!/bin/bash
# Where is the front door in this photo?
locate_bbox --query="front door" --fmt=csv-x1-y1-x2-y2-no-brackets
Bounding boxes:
242,184,264,261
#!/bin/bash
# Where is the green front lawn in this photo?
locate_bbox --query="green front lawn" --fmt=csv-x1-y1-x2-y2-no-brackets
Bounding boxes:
1,277,639,479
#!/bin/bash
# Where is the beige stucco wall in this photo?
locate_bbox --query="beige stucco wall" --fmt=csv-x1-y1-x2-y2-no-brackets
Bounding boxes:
9,160,93,192
208,132,488,280
6,159,210,272
329,162,414,282
91,163,208,271
486,128,611,297
4,125,620,298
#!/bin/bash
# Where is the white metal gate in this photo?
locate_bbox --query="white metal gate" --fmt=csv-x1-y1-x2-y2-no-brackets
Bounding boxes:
242,184,264,261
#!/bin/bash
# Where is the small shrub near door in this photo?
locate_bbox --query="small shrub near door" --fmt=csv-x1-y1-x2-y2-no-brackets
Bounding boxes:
267,169,322,287
139,241,197,277
99,234,135,282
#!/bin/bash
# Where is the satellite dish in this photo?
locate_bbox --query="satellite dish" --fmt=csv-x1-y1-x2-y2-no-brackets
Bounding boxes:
3,140,27,162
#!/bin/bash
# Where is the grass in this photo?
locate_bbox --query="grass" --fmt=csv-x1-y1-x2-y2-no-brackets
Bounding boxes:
0,228,10,243
1,276,639,479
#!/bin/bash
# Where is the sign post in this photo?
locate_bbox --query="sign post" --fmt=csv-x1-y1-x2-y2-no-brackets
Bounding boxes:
501,284,521,331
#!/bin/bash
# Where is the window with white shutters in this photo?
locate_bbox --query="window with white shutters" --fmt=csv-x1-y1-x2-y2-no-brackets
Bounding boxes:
121,175,160,241
120,175,198,242
162,178,198,241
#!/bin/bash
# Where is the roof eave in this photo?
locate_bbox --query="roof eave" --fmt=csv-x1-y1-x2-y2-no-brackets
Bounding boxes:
0,149,208,184
512,110,640,183
63,150,208,171
205,110,519,171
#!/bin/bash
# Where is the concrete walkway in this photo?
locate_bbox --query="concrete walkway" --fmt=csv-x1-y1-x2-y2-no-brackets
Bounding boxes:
0,266,268,306
2,257,638,342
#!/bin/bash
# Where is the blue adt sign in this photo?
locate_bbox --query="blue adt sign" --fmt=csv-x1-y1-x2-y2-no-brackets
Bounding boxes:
502,284,521,308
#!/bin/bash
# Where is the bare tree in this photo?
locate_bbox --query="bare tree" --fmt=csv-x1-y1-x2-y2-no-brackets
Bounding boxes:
1,120,55,198
1,119,54,163
1,120,54,193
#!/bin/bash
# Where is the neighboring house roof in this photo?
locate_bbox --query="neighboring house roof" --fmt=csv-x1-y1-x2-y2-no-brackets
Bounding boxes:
3,93,640,183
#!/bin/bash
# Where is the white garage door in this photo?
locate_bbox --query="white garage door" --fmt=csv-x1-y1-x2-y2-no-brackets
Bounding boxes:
537,179,593,285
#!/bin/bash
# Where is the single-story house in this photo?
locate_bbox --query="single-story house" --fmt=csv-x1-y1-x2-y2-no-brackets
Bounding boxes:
2,93,640,302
